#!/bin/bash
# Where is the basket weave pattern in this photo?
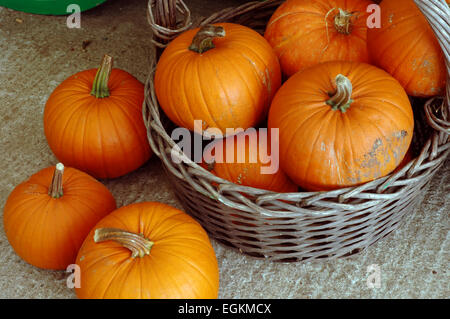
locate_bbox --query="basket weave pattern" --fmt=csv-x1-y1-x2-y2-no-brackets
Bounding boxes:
144,0,450,262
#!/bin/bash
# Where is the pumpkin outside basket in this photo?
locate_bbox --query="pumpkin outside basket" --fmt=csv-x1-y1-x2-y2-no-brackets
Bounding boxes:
143,0,450,262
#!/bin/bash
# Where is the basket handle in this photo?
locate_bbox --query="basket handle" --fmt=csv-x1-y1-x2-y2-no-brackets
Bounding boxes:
414,0,450,135
147,0,192,57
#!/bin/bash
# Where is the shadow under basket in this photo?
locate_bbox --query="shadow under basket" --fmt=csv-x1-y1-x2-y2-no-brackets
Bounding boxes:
144,0,450,262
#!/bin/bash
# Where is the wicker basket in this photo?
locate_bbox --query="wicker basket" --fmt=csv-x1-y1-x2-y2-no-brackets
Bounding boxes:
144,0,450,262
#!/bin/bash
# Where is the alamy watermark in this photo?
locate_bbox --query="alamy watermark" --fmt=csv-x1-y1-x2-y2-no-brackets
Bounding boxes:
366,4,381,29
66,264,81,288
63,3,382,30
66,4,81,29
170,120,280,175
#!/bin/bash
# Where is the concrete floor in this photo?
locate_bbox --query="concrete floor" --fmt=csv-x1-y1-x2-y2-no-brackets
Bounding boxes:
0,0,449,299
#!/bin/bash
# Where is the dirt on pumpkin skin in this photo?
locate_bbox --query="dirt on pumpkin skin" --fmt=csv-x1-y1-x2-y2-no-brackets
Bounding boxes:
360,138,383,169
347,130,410,184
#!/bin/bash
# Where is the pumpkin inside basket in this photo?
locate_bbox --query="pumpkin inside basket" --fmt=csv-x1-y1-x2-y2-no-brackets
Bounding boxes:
144,0,450,262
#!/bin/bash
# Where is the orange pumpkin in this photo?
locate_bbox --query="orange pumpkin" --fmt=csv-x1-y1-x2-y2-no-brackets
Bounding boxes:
3,163,116,270
367,0,446,97
203,130,297,193
264,0,373,77
268,61,414,191
75,202,219,299
155,23,281,136
44,55,151,179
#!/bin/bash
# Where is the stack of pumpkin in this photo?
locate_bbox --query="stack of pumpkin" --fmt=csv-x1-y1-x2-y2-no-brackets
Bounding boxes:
2,0,446,299
154,0,446,192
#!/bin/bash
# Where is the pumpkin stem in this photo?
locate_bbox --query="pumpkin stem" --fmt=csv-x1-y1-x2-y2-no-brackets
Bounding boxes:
91,54,113,98
334,8,356,35
189,25,225,54
49,163,64,198
94,228,154,258
326,74,353,113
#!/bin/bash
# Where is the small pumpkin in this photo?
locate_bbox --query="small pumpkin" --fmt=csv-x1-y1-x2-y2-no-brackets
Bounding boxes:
75,202,219,299
264,0,374,77
3,163,116,270
155,23,281,136
268,61,414,191
44,55,152,179
367,0,446,97
203,130,297,193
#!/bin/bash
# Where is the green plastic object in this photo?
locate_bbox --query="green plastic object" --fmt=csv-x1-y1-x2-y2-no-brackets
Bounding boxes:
0,0,107,15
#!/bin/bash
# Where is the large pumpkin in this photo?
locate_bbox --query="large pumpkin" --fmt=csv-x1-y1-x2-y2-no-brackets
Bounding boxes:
264,0,374,77
367,0,446,97
44,55,152,179
75,202,219,299
203,130,297,192
3,163,116,270
155,23,281,136
268,61,414,191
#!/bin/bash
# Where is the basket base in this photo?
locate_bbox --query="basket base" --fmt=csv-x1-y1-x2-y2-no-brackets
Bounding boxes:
166,163,433,263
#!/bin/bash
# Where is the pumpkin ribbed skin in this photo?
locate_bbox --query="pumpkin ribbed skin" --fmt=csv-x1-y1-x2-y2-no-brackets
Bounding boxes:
264,0,373,77
44,68,151,179
367,0,446,97
268,61,414,191
155,23,281,135
203,130,297,192
3,165,116,270
75,202,219,299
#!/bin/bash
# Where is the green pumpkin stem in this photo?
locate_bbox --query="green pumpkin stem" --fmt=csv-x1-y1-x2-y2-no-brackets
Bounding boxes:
49,163,64,198
91,54,113,98
326,74,353,113
189,25,226,54
94,228,154,258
